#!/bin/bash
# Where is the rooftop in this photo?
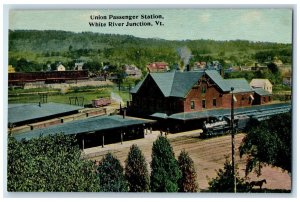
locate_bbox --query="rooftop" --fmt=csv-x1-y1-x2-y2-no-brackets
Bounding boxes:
8,102,84,125
254,88,272,96
151,103,291,121
250,78,272,87
14,115,156,141
131,70,254,97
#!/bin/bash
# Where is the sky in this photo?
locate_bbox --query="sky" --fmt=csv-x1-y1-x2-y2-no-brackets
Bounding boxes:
9,8,293,44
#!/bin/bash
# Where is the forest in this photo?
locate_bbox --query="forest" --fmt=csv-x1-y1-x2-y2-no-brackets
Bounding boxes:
9,30,292,73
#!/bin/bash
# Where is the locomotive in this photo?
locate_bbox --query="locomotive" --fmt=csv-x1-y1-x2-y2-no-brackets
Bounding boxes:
201,115,250,138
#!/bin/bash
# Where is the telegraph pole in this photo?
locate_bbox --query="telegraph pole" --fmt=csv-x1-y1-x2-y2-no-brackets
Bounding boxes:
231,87,237,193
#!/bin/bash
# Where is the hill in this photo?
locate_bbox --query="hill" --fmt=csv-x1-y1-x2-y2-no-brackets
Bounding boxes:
9,30,292,72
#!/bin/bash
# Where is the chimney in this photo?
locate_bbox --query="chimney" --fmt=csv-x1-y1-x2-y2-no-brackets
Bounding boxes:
123,108,126,119
186,64,190,72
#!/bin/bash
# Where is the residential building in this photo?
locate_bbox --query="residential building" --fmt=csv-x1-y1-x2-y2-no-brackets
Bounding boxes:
146,62,169,72
250,79,273,93
123,64,142,78
56,64,66,71
74,62,84,71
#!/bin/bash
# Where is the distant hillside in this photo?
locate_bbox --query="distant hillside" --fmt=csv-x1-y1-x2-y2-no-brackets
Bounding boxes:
9,30,292,72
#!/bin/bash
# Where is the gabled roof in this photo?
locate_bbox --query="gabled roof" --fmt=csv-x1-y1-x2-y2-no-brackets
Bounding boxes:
130,75,147,94
170,71,204,97
205,70,231,92
151,71,176,96
226,78,253,93
131,71,204,98
254,88,272,96
250,79,272,87
131,70,254,97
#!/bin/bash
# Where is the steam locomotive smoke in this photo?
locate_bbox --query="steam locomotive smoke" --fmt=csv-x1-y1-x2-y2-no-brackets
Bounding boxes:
177,46,192,71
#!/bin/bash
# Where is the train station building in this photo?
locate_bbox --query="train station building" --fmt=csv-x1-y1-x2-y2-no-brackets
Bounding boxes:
129,69,291,132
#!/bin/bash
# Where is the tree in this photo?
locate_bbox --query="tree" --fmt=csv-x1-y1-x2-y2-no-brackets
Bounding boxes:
239,112,292,176
7,134,100,192
125,144,150,192
178,150,199,192
150,136,181,192
97,153,128,192
208,157,250,192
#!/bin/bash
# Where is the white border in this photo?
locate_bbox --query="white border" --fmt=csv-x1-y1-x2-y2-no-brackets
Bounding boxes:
1,0,299,201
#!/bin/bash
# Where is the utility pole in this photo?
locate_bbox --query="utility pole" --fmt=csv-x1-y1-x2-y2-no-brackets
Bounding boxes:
231,87,237,193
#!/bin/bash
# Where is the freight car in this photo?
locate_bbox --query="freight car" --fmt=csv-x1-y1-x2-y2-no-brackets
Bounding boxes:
201,115,250,138
92,97,111,108
8,70,89,86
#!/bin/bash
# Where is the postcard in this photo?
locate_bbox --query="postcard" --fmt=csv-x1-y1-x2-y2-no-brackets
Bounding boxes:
5,6,293,194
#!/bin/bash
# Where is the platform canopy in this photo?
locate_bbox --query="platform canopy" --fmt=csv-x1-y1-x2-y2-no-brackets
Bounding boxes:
167,103,291,121
14,115,156,141
8,102,84,125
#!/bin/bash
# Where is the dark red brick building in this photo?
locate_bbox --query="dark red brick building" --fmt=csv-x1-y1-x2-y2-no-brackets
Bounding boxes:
253,88,272,105
130,70,255,116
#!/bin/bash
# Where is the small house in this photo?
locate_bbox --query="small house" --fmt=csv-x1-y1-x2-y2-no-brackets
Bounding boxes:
250,79,273,93
74,62,84,71
56,64,66,71
123,64,142,79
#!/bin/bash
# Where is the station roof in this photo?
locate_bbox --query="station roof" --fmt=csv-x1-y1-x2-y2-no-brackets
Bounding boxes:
8,102,84,125
131,70,254,97
205,70,231,92
131,71,206,98
152,103,291,121
226,79,253,93
254,88,272,96
14,115,156,141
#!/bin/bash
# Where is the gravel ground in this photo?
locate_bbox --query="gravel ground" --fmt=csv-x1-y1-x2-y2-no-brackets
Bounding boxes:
83,130,291,191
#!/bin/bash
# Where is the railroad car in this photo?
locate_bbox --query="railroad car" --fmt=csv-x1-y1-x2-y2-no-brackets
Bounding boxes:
8,70,89,86
92,97,111,108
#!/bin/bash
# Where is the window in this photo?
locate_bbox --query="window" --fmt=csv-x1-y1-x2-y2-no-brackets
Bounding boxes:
202,99,206,108
201,86,206,94
213,98,217,107
191,101,195,110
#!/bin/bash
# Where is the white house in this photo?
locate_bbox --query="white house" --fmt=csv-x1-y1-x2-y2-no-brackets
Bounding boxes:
74,62,84,71
56,64,66,71
250,79,273,93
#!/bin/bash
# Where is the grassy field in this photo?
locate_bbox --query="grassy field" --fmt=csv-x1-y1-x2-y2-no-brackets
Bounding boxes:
8,85,131,106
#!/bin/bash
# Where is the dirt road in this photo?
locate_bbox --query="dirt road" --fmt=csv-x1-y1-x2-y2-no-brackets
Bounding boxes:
83,130,291,191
